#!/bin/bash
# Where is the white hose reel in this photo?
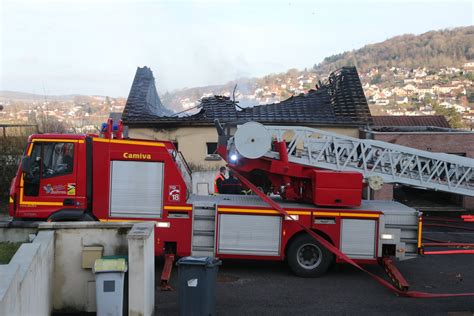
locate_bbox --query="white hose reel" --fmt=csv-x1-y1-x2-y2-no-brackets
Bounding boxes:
233,122,272,159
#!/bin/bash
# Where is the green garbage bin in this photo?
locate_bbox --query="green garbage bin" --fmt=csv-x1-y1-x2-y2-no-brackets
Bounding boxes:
93,258,128,316
177,256,222,316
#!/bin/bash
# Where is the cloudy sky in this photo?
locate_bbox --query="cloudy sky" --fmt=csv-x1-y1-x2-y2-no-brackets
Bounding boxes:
0,0,472,96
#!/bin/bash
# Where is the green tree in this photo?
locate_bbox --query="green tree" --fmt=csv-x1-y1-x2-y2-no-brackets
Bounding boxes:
465,72,474,81
432,102,465,128
370,73,382,84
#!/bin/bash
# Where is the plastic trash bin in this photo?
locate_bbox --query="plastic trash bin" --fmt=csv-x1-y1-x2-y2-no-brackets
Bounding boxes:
177,256,222,316
93,258,128,316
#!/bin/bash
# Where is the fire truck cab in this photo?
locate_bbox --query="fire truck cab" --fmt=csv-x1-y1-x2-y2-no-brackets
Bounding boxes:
10,126,194,255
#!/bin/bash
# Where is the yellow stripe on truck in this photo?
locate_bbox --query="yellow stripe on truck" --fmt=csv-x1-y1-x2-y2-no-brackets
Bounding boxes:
218,208,380,218
93,138,165,147
18,175,63,206
27,139,83,155
417,218,423,248
218,208,311,216
99,219,143,223
314,211,380,218
164,205,193,211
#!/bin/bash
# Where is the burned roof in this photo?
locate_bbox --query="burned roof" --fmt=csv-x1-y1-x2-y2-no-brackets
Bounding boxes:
372,115,450,128
123,66,373,127
122,66,173,119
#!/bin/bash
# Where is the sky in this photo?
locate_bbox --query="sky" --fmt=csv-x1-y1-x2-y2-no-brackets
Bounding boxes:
0,0,473,97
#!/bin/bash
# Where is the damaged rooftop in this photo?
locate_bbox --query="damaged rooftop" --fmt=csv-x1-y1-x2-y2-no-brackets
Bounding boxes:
122,66,373,128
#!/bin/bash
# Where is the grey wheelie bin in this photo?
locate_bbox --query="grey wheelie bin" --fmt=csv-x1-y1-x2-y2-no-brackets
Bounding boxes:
177,256,222,316
93,258,128,316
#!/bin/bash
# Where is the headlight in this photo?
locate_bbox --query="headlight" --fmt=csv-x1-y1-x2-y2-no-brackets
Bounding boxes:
230,154,238,161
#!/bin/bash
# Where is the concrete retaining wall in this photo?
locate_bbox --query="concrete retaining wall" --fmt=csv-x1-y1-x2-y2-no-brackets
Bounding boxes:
0,221,156,314
0,222,38,243
38,222,134,312
0,230,54,316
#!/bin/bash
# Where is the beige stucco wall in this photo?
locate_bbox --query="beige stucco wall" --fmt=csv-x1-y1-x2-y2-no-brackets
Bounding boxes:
129,125,359,171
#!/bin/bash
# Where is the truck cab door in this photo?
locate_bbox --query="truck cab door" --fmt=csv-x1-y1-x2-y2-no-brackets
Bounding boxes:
18,141,79,219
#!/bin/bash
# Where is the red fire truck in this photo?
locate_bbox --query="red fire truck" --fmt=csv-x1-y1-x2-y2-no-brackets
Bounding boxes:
8,118,474,278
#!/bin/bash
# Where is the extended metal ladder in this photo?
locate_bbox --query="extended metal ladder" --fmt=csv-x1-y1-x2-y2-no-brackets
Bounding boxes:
258,125,474,197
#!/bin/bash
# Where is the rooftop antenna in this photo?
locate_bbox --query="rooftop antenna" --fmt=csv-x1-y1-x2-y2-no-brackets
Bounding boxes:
42,82,49,133
232,84,244,110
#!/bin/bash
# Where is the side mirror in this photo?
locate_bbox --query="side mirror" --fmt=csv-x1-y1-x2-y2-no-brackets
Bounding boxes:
21,156,32,174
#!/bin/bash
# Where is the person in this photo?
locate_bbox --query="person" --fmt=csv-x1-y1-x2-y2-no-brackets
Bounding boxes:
62,151,73,173
214,166,227,194
221,170,243,194
51,144,64,172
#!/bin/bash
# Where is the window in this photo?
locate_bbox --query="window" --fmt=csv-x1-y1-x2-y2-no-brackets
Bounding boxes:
172,142,179,151
24,142,75,196
206,142,217,155
42,143,75,177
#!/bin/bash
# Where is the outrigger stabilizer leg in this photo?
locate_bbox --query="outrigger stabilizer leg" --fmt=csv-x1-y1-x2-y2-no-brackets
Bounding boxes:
160,253,175,291
381,257,410,292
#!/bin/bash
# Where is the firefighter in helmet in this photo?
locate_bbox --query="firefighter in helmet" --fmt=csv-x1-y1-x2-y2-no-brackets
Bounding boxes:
214,166,227,194
221,170,243,194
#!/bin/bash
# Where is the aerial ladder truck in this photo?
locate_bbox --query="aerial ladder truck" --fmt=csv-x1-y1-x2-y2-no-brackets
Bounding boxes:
7,118,474,289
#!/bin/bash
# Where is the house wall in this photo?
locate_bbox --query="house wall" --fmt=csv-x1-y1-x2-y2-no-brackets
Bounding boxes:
128,125,360,172
365,131,474,210
129,126,227,171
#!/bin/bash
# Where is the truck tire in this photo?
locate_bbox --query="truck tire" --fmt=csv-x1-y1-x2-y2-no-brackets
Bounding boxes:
80,213,97,221
46,210,96,222
287,233,333,277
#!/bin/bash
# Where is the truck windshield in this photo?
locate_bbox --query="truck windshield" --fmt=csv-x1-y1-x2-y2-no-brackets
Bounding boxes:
42,142,74,177
24,141,75,196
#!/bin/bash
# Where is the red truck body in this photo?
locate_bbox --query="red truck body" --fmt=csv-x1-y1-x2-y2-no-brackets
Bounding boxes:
8,122,420,276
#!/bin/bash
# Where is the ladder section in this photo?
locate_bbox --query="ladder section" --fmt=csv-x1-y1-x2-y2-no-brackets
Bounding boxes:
263,125,474,197
191,202,217,257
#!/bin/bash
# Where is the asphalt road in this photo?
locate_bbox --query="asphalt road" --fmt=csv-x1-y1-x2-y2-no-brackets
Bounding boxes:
155,230,474,316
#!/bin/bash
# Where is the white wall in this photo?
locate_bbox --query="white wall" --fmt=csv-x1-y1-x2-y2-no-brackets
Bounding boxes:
0,230,54,316
128,222,155,316
193,170,217,195
0,222,156,314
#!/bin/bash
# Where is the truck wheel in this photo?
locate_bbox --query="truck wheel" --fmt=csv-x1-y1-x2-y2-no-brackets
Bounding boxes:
46,211,97,222
80,213,97,221
287,233,333,277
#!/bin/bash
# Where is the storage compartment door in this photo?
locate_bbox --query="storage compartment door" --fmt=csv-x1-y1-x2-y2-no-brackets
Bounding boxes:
109,161,164,218
340,219,376,259
218,214,281,256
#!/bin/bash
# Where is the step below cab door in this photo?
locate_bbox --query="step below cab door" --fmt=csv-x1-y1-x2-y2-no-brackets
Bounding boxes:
18,140,79,218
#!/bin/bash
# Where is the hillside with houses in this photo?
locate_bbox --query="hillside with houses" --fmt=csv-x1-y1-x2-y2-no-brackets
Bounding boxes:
1,27,473,131
161,63,474,128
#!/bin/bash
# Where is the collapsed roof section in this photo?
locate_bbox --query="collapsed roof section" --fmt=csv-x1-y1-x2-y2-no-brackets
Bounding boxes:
122,66,173,120
122,66,373,127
